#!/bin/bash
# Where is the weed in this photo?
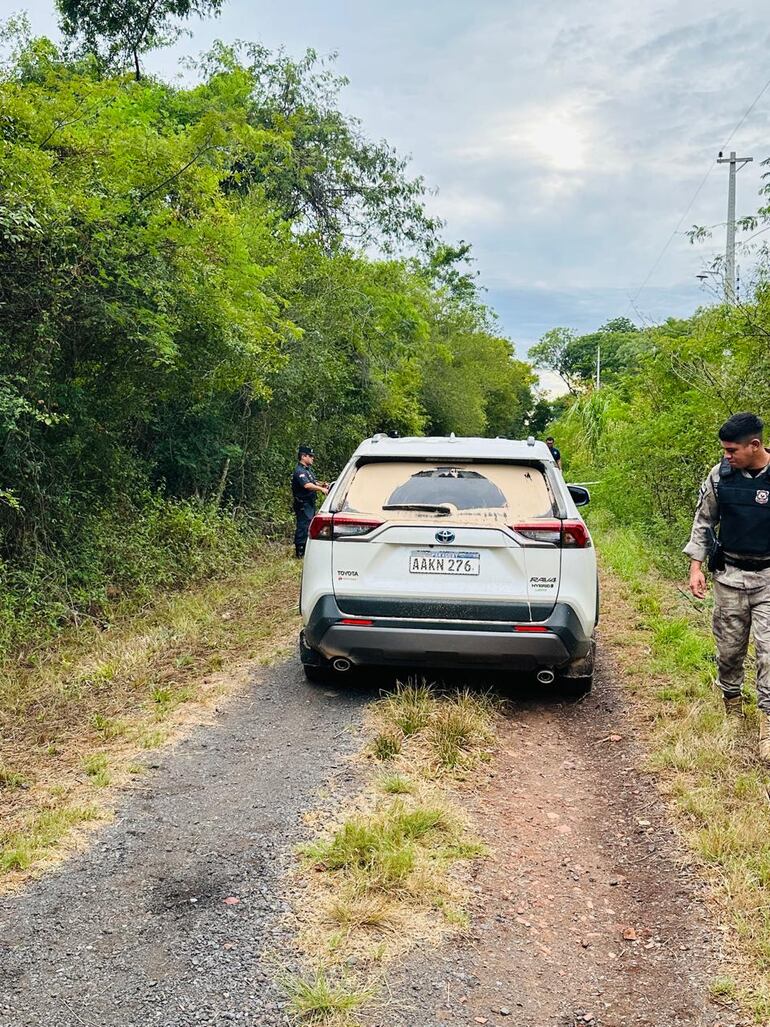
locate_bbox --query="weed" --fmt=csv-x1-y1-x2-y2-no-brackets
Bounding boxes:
90,713,127,740
326,893,396,931
281,967,371,1023
370,731,402,761
430,691,494,769
83,753,110,787
377,681,433,736
709,976,737,999
139,727,167,749
303,801,450,893
379,774,413,795
0,767,27,789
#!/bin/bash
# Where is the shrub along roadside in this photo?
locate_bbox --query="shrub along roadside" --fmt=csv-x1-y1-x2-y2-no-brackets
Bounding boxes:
0,549,300,887
284,682,495,1026
597,519,770,1021
0,496,257,660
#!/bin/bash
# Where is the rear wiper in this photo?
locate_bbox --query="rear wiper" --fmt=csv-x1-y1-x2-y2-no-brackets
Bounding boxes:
382,503,452,516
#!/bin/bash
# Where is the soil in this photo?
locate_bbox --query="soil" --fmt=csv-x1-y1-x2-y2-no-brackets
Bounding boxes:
367,648,740,1027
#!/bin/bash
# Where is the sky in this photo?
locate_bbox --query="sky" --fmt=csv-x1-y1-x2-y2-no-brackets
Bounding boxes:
12,0,770,373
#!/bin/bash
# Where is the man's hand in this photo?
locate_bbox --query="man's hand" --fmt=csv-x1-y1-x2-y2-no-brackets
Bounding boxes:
689,561,708,599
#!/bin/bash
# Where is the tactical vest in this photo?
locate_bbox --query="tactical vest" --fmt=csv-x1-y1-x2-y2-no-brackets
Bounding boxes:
716,458,770,555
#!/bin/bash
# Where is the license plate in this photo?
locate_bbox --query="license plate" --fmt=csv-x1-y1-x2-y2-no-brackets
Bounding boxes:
408,550,480,576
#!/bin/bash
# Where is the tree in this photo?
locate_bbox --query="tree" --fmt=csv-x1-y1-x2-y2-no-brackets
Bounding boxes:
57,0,225,80
212,44,441,253
528,319,645,390
528,327,580,393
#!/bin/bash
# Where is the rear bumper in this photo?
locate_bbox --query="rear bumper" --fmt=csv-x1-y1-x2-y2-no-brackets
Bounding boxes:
302,594,591,671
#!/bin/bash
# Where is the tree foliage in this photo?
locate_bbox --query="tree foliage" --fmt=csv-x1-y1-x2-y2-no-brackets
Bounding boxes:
546,300,770,560
57,0,225,79
528,317,647,392
0,31,535,653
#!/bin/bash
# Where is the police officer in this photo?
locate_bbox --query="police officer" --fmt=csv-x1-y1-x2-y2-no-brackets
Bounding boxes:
292,446,328,558
546,436,562,469
685,412,770,761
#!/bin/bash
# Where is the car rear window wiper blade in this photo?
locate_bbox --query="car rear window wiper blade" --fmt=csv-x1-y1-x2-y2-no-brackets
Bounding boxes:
382,503,452,515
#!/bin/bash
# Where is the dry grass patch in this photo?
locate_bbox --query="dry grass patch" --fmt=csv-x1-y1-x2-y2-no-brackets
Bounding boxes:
0,548,300,889
598,521,770,1020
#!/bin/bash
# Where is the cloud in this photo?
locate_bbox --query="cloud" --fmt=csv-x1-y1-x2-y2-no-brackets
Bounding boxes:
15,0,770,351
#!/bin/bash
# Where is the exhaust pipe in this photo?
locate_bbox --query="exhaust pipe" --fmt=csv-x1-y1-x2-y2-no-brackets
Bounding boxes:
332,658,352,673
536,668,556,685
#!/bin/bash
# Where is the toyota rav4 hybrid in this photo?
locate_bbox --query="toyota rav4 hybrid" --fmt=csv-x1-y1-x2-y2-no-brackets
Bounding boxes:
299,435,598,693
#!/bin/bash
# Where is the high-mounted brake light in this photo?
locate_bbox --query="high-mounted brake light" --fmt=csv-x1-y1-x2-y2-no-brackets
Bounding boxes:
308,513,383,541
511,519,592,548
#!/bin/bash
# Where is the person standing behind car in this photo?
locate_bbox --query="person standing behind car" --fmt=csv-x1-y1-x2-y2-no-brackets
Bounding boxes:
292,445,328,559
545,437,562,469
685,412,770,761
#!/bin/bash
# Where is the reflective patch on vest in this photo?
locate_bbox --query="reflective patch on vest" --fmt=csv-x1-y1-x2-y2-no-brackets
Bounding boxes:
757,490,770,505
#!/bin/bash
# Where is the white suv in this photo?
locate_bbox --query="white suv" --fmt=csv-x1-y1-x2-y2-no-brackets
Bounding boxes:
299,435,598,693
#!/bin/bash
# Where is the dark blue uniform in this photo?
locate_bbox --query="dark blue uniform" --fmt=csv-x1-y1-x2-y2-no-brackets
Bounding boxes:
292,462,318,556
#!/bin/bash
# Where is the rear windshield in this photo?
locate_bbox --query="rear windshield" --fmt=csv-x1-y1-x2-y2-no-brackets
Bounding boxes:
337,461,554,524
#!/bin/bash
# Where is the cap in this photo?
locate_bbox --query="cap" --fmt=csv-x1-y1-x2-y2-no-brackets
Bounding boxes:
298,445,315,457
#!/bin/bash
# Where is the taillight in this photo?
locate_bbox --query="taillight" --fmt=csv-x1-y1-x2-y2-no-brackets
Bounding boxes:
309,513,334,540
308,514,383,541
511,519,592,548
561,520,592,548
512,520,562,545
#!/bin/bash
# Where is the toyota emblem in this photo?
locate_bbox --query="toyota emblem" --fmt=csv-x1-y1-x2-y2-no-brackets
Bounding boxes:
435,530,455,544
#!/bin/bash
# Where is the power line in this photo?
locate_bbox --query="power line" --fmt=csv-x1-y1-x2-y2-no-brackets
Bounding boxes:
628,162,715,308
627,69,770,314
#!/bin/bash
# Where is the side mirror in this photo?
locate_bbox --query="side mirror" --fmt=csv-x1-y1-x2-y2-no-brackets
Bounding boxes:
568,485,590,507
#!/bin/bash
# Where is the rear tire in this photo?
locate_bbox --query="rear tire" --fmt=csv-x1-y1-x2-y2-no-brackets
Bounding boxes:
303,664,332,685
560,675,593,699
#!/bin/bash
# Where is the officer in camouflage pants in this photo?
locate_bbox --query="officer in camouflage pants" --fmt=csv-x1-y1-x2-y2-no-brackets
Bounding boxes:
686,412,770,762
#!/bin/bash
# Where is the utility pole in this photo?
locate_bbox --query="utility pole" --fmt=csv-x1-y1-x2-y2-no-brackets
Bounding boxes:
716,150,753,304
595,341,601,390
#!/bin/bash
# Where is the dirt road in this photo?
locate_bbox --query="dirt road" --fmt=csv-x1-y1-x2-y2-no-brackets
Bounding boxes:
0,664,371,1027
369,651,729,1027
1,653,732,1027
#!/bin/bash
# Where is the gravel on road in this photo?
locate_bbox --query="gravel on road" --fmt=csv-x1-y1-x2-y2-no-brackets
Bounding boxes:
365,649,732,1027
0,662,371,1027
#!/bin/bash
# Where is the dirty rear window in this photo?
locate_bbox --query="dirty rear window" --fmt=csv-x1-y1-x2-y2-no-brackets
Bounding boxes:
337,461,554,523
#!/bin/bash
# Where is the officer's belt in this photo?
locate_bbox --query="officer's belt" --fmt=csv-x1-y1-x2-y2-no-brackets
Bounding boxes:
724,555,770,571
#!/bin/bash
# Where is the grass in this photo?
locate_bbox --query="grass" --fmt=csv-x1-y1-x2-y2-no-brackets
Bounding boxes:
0,804,102,873
372,681,495,773
0,767,28,789
596,516,770,1020
281,967,372,1024
291,678,496,1022
0,547,301,887
377,682,433,736
83,753,110,787
430,692,495,769
370,731,402,761
378,773,414,795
